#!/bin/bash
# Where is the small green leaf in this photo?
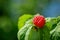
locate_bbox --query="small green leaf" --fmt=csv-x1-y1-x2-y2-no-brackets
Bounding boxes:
18,14,32,29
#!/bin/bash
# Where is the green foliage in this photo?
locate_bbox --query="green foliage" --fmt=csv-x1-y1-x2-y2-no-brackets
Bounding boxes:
50,22,60,40
18,14,32,29
27,25,50,40
18,14,50,40
45,16,60,30
18,19,33,40
18,14,60,40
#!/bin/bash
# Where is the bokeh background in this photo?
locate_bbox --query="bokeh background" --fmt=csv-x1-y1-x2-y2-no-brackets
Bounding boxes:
0,0,60,40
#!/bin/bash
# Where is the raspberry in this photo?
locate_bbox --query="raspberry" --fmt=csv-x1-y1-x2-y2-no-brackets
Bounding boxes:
33,15,45,28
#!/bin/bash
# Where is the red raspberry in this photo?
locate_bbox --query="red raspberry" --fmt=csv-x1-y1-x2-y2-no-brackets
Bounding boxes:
33,15,45,28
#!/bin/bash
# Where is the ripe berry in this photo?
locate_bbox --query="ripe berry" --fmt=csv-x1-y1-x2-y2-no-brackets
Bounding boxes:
33,15,45,28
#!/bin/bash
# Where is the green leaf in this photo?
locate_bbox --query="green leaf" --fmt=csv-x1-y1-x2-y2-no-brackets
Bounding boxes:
42,26,50,40
26,25,50,40
28,27,42,40
50,22,60,40
18,14,32,29
45,17,58,30
18,24,31,40
17,19,33,40
25,24,33,40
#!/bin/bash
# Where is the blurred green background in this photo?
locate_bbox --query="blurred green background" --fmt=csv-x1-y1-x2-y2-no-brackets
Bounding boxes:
0,0,60,40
